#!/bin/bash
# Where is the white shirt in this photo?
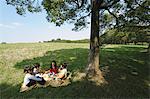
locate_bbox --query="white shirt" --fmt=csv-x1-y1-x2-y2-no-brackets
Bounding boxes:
23,73,42,86
58,68,67,77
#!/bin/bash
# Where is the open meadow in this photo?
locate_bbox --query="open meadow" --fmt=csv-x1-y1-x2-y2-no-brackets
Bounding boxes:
0,43,149,98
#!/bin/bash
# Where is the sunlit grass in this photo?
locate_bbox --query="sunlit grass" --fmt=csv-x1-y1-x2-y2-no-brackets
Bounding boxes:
0,43,149,98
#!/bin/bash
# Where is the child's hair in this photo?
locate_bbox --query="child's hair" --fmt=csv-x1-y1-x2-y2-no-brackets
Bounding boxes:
24,66,29,73
34,63,40,68
50,60,57,68
62,63,67,68
24,66,33,74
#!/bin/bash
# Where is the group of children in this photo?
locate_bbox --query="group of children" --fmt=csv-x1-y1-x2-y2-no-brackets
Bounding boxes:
20,60,68,92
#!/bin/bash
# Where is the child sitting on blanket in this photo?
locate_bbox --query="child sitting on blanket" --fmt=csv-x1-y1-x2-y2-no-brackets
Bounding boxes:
20,66,46,92
42,60,58,81
55,63,68,80
49,60,58,75
32,63,43,77
42,62,67,81
33,63,40,74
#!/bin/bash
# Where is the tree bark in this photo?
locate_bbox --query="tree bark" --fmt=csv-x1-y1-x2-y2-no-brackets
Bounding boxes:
86,0,106,85
148,42,150,54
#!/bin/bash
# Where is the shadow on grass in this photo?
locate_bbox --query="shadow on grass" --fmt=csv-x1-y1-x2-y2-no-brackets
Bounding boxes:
0,79,149,98
14,48,89,72
1,46,149,98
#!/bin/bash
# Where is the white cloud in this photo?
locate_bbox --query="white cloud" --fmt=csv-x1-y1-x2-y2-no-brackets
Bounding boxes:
0,23,15,29
12,22,23,26
0,22,23,29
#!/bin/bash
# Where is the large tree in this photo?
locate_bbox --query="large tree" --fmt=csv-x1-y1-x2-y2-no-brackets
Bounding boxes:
6,0,149,84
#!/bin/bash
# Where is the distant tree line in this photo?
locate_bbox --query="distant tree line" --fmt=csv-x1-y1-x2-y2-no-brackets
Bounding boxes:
42,28,149,45
43,38,90,43
101,27,149,45
1,42,7,44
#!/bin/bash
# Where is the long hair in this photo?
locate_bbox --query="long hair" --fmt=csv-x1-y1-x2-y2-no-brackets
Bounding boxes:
50,60,57,69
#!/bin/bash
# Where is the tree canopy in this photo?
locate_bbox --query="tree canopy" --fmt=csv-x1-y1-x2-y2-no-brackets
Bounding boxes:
101,27,149,44
6,0,149,31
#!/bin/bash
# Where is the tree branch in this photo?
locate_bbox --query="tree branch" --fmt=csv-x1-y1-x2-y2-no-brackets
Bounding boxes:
77,11,91,21
124,0,135,10
73,0,87,9
135,0,150,10
106,8,119,26
135,15,150,24
99,0,120,9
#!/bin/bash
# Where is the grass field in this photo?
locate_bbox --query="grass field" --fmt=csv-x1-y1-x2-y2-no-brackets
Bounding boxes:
0,43,149,98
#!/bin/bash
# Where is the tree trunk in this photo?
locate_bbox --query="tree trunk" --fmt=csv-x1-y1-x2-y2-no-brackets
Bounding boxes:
86,0,106,85
148,42,150,54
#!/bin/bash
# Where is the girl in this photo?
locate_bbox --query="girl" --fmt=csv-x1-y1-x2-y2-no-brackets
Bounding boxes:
42,60,58,81
49,60,58,75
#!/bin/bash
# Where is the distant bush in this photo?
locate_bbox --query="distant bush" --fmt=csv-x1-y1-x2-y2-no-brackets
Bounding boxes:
1,42,7,44
51,39,55,42
56,38,61,41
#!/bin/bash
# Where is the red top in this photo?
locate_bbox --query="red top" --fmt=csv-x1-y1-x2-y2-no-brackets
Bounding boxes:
49,68,58,74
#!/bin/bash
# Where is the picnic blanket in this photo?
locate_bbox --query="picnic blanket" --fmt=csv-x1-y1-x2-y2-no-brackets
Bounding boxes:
20,71,72,92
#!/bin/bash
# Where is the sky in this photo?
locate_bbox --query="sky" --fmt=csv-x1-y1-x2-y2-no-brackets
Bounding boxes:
0,0,90,43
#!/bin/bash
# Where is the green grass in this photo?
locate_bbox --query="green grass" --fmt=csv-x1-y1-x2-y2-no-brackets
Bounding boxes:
0,43,149,98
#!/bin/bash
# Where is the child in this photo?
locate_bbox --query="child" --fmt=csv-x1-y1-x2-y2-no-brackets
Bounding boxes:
49,60,58,75
32,63,43,77
56,63,68,80
42,61,58,81
33,63,40,74
20,66,45,92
